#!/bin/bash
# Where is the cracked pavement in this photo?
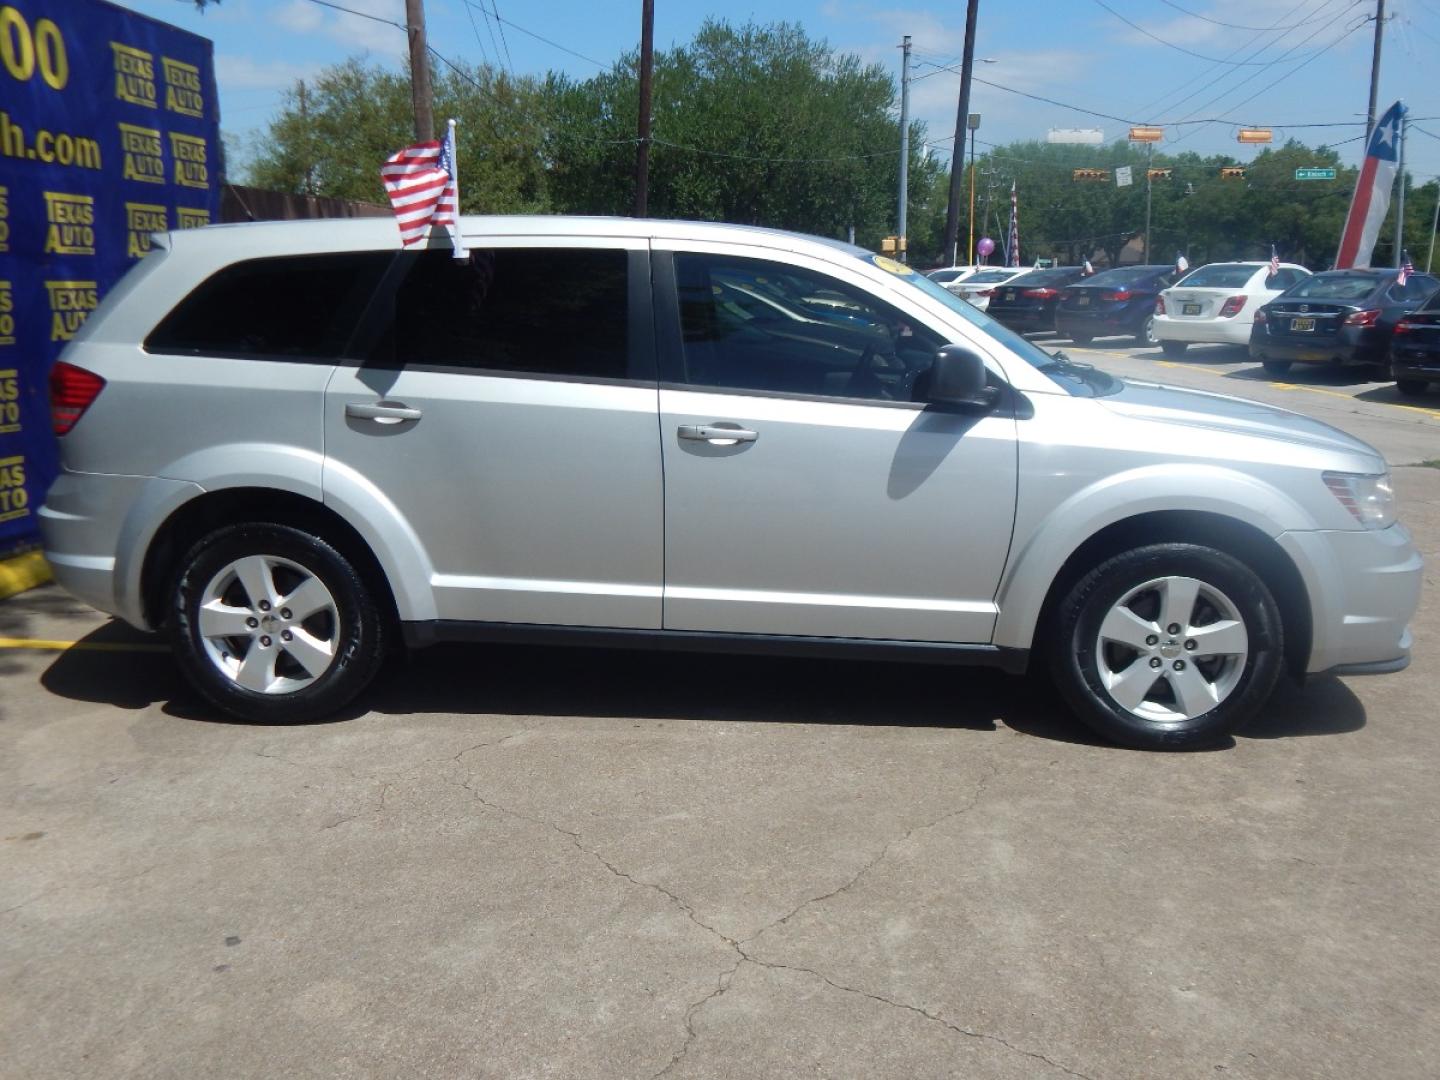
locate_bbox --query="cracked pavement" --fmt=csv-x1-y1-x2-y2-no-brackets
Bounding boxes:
2,466,1437,1077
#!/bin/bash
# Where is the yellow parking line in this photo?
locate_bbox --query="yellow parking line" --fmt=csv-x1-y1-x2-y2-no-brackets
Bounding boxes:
0,637,168,653
1153,362,1440,420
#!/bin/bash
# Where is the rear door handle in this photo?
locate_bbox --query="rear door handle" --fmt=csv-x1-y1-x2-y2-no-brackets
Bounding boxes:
346,401,422,424
678,424,758,444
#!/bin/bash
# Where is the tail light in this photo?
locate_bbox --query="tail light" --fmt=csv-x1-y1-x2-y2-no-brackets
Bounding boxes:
1393,320,1415,335
49,361,106,435
1253,309,1268,325
1155,296,1167,315
1344,309,1380,327
1023,287,1058,299
1218,295,1247,318
977,289,995,297
1109,290,1134,301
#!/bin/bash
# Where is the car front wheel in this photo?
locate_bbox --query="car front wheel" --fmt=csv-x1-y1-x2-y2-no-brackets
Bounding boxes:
1049,543,1284,750
170,523,385,723
1136,315,1158,346
1396,378,1427,396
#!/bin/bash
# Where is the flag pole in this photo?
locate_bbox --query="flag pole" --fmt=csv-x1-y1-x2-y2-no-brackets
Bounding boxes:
447,117,467,259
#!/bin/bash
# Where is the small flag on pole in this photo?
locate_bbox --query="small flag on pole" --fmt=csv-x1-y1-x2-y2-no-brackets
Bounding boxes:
1268,244,1280,278
1006,181,1020,268
1398,250,1413,286
1083,258,1094,276
1175,251,1189,274
380,118,467,258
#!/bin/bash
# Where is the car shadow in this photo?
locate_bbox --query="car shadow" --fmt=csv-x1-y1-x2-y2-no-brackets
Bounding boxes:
1154,344,1251,366
37,624,1368,748
1225,364,1377,387
1356,383,1439,408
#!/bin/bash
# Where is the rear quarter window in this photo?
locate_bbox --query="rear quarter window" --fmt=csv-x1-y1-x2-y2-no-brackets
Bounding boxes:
145,252,391,360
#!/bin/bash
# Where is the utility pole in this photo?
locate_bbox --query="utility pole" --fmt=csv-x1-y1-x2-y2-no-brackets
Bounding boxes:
1395,109,1406,265
897,35,911,262
1366,0,1386,143
635,0,655,217
1426,181,1439,272
404,0,434,142
942,0,981,267
1143,142,1153,264
297,79,315,196
967,113,980,264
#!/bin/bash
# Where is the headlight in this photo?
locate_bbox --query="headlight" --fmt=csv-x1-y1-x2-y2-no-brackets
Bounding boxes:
1323,471,1396,529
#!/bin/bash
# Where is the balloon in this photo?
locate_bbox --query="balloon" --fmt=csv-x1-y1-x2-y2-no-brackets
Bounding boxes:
976,237,995,257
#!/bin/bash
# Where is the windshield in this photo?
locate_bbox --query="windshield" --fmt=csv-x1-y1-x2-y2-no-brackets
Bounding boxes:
862,254,1119,397
1287,274,1378,301
964,268,1019,284
929,269,967,284
1175,264,1257,288
1083,266,1165,287
1005,267,1079,287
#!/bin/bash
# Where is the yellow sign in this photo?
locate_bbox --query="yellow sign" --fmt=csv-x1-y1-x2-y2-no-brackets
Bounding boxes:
0,368,18,434
168,131,207,188
0,455,27,524
176,206,210,229
44,279,98,342
110,42,156,108
1128,126,1164,142
0,280,12,347
118,122,163,183
43,192,96,255
1237,128,1273,144
161,57,204,118
125,202,167,258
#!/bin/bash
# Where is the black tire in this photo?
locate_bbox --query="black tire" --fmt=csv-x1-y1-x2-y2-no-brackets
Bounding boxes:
1136,315,1158,347
1396,378,1428,396
1160,340,1188,358
1047,543,1284,751
1261,359,1291,377
1069,333,1094,346
170,523,385,723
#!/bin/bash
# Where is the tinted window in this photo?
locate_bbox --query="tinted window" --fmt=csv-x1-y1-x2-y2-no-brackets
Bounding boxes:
1083,266,1168,288
1266,268,1302,290
1387,275,1438,303
1005,267,1079,287
147,252,390,359
1175,264,1256,288
1288,274,1379,301
375,248,629,378
929,269,966,284
673,254,941,402
965,268,1020,284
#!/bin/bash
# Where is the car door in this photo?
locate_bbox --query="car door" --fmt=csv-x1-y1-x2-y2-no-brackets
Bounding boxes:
653,244,1018,643
323,240,664,628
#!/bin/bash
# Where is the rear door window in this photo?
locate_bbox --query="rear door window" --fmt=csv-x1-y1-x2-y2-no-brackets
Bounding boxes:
371,248,631,379
146,252,391,360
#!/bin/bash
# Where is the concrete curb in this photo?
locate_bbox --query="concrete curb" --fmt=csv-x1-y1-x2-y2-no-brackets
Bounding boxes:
0,550,52,600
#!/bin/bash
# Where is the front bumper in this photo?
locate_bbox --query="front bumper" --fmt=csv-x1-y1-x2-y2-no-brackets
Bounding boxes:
1390,346,1440,383
1154,316,1253,346
1277,523,1422,676
39,469,203,629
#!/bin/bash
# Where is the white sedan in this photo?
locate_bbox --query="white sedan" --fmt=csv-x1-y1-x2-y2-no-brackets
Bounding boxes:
1154,261,1311,356
949,266,1031,311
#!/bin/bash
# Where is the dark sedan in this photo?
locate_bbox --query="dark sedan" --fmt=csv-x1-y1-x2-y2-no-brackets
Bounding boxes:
1249,269,1438,376
985,266,1087,333
1390,292,1440,395
1054,265,1177,346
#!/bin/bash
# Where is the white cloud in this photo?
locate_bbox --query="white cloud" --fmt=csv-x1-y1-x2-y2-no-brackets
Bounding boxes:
270,0,408,58
216,54,321,92
275,0,324,34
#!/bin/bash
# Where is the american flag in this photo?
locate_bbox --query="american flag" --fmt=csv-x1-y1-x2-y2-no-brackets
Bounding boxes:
380,119,467,257
1398,250,1414,286
1268,244,1280,278
1005,181,1019,268
1175,251,1189,274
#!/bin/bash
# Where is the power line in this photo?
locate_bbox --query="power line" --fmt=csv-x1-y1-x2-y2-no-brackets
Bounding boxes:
1152,0,1352,31
466,2,610,68
1089,0,1341,64
298,0,408,30
487,0,516,74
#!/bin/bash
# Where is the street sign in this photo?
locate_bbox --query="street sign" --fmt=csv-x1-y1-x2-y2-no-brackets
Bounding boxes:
1114,166,1133,188
1295,167,1337,180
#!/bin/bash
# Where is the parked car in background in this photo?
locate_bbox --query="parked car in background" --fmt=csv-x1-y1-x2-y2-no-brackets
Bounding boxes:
1249,269,1439,377
948,266,1029,311
1055,265,1176,346
1155,261,1310,356
1389,291,1440,396
986,266,1088,332
927,265,983,292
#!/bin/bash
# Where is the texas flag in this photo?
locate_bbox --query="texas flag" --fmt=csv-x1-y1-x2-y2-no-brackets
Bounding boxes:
1336,101,1405,269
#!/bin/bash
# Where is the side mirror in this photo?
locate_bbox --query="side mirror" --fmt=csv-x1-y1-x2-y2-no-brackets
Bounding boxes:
928,345,1001,413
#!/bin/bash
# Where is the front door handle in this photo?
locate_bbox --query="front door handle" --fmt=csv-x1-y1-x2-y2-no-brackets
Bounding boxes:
346,400,422,424
678,423,758,445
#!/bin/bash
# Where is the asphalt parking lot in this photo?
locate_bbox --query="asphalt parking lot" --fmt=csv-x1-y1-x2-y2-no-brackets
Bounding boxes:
3,341,1437,1080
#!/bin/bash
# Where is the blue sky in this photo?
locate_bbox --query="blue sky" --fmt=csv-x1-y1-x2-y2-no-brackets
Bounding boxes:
126,0,1435,182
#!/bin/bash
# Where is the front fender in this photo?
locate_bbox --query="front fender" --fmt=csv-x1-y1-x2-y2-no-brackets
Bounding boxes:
992,463,1315,651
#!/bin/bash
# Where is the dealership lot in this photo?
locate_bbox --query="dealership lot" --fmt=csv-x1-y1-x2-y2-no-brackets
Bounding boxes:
3,343,1437,1080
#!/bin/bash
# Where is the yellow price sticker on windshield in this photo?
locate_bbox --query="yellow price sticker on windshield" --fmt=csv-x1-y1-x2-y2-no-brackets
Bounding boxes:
871,255,914,276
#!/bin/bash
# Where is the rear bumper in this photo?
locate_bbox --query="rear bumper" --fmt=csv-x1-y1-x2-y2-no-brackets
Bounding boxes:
1277,523,1422,675
991,308,1053,332
1154,316,1253,346
1250,327,1379,365
39,469,203,630
1055,308,1147,338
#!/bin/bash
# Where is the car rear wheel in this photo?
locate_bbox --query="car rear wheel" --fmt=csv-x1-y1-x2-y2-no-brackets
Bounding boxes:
170,523,385,723
1048,543,1284,750
1396,378,1428,396
1160,341,1188,358
1261,360,1291,376
1136,315,1158,347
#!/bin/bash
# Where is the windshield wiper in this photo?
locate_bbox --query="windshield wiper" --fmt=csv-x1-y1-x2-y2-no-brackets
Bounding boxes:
1039,350,1096,374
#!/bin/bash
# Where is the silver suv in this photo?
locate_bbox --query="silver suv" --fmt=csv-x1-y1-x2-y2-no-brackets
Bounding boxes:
40,217,1422,749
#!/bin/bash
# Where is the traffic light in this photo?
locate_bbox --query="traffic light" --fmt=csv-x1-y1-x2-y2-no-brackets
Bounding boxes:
1147,168,1172,181
1072,168,1110,182
880,236,907,254
1220,166,1246,180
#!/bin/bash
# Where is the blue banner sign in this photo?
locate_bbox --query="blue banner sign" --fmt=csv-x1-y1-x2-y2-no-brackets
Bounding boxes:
0,0,220,550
